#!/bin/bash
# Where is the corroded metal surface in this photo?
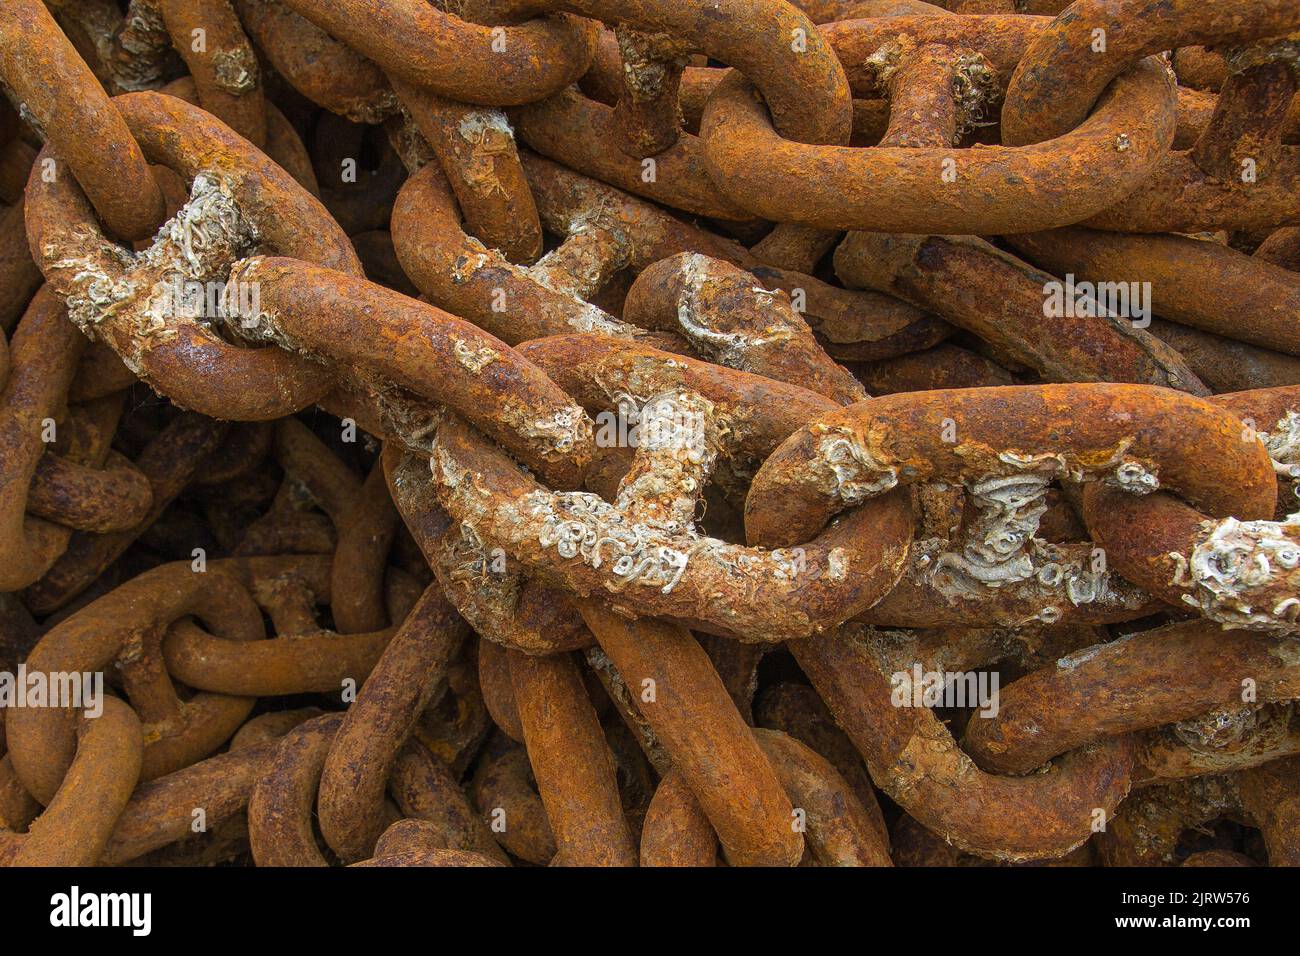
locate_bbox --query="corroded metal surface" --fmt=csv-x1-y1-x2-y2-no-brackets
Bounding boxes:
1,0,1299,872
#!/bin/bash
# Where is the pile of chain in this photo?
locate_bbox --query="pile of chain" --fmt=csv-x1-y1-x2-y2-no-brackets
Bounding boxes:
1,0,1300,868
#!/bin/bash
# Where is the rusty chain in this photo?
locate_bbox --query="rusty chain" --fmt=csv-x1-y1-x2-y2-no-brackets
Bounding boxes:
0,0,1298,873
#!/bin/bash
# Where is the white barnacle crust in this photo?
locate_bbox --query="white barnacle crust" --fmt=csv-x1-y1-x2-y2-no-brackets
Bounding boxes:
529,490,698,594
223,255,304,353
458,110,516,145
145,172,255,283
451,335,499,373
113,0,173,92
616,391,718,530
812,423,898,505
529,221,627,300
1259,411,1300,479
1107,458,1160,495
673,253,793,370
913,470,1122,619
47,172,257,365
360,375,445,455
1181,513,1300,631
864,40,905,91
432,425,815,614
435,519,522,640
631,392,713,462
562,305,636,337
450,236,492,284
47,235,137,336
827,547,849,582
478,236,633,337
934,473,1049,586
212,47,259,94
951,51,1000,135
494,397,592,462
1172,705,1265,753
1056,633,1132,672
996,450,1075,480
536,405,585,457
456,110,518,202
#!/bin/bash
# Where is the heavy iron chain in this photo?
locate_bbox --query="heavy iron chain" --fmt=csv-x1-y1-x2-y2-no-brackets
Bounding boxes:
0,0,1299,868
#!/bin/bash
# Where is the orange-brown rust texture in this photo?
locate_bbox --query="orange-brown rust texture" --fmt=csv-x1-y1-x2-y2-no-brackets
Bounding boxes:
366,815,505,866
611,25,686,158
247,713,342,866
161,612,393,696
0,204,42,331
623,253,867,405
387,743,510,865
1183,850,1256,866
1002,0,1300,145
471,743,556,864
1131,701,1300,787
508,648,637,866
233,0,397,123
478,640,524,742
640,769,718,866
1082,145,1300,234
156,0,266,146
747,383,1269,546
103,738,281,865
497,333,845,475
578,600,804,867
0,136,38,206
754,728,893,866
317,584,469,863
21,412,230,614
159,75,319,196
754,682,891,852
852,344,1015,394
25,91,359,421
1238,756,1300,865
791,624,1133,862
1096,774,1240,866
390,161,646,346
224,256,593,489
12,698,143,866
1147,319,1300,394
0,289,88,590
519,330,835,461
0,0,165,240
28,445,153,536
394,79,542,264
432,412,913,642
1173,82,1300,152
514,87,753,220
1008,227,1300,357
274,0,596,106
834,233,1205,392
823,14,1043,88
516,152,941,356
557,0,852,148
1079,408,1290,628
877,41,986,149
963,620,1300,776
1189,56,1297,182
352,846,506,867
1006,3,1300,233
1257,227,1300,273
329,460,399,634
6,561,264,803
701,50,1176,234
12,0,1300,876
